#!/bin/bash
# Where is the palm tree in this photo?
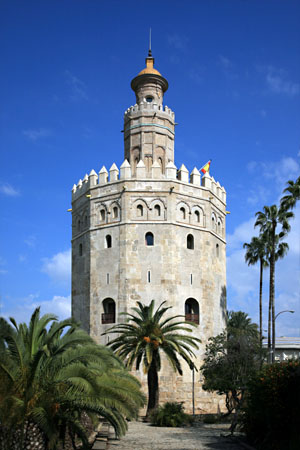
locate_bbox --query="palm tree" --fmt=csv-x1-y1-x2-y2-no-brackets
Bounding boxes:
103,300,201,417
255,205,293,362
0,308,145,449
280,175,300,211
243,235,269,346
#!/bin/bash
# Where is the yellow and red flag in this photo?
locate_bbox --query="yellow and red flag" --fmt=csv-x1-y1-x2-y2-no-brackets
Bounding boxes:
200,160,211,174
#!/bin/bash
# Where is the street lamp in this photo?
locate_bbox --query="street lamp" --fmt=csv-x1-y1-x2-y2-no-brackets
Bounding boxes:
271,310,295,363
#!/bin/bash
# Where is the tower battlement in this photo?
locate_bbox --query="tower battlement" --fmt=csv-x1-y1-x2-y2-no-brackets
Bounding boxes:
124,102,175,120
71,160,226,204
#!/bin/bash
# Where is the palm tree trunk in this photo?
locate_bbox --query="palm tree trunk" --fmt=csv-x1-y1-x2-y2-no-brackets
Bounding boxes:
259,258,263,347
268,263,272,363
146,356,159,417
270,228,276,364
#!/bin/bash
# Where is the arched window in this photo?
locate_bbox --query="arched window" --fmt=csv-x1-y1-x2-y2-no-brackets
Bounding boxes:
79,243,83,256
218,219,222,234
100,209,105,222
147,270,151,283
145,232,154,246
137,204,143,217
187,234,194,250
113,206,118,219
84,216,88,227
77,220,81,231
195,210,200,223
180,207,186,220
105,235,112,248
212,213,217,231
216,243,220,257
102,298,116,324
158,157,163,172
154,204,161,217
185,298,199,324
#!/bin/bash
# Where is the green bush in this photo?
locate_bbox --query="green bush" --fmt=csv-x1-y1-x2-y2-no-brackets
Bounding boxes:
243,360,300,450
202,414,218,424
150,402,192,427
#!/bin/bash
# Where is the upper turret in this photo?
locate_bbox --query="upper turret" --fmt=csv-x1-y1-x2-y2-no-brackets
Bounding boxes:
130,50,168,106
124,49,175,176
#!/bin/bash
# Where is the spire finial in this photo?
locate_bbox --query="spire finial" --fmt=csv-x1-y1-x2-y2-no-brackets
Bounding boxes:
148,28,152,57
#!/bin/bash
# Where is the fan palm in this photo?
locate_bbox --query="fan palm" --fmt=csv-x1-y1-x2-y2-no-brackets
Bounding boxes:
243,235,269,346
103,300,201,416
0,308,145,449
255,205,293,362
280,176,300,211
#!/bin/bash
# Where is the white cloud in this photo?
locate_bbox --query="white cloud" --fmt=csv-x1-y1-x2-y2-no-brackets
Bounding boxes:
23,128,52,141
41,249,71,285
1,293,71,324
227,217,257,250
32,295,71,319
246,156,299,198
264,66,300,97
0,183,20,196
65,70,88,101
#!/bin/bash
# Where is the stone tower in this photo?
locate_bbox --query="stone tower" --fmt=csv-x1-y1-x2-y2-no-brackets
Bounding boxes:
71,50,227,413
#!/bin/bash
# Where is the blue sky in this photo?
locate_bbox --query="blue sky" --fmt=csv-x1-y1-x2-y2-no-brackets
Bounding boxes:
1,0,299,337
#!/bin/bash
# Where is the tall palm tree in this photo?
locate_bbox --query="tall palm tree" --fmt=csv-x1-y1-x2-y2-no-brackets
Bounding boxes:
255,205,293,362
280,175,300,211
103,300,201,417
243,235,269,346
0,308,145,449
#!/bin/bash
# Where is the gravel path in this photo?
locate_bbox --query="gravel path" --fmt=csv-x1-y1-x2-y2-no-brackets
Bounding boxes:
107,420,248,450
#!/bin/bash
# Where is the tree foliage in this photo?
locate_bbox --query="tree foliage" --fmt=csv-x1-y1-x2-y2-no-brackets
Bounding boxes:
243,235,269,345
254,205,293,362
200,311,264,432
0,308,145,449
103,300,201,416
243,360,300,450
280,175,300,211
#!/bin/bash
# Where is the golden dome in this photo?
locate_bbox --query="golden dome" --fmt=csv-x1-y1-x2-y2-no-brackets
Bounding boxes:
137,56,162,77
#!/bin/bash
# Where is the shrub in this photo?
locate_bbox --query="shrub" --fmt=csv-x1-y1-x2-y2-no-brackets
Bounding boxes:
150,402,192,427
243,360,300,450
202,414,218,424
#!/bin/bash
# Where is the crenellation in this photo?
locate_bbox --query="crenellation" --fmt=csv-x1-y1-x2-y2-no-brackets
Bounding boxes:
190,167,201,186
99,166,108,184
123,100,175,120
136,159,146,179
89,169,98,187
166,161,177,180
120,159,131,179
109,163,119,182
151,160,162,179
178,164,189,183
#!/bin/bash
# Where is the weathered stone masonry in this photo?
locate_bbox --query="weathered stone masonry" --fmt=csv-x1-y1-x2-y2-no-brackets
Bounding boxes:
71,50,227,413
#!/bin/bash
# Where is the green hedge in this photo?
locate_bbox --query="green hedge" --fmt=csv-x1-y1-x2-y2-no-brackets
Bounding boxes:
243,360,300,450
